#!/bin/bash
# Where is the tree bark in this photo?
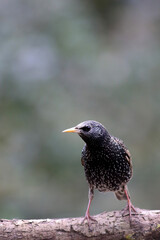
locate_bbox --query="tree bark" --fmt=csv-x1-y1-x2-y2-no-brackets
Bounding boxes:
0,209,160,240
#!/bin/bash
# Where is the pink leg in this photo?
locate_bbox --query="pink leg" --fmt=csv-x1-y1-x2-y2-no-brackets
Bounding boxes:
124,187,137,217
82,187,97,226
122,186,138,224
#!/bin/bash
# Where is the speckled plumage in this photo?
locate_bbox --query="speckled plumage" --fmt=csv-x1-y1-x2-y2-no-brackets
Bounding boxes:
81,135,132,193
63,120,136,224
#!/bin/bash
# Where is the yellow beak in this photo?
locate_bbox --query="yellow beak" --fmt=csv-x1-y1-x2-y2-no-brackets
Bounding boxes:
62,127,79,133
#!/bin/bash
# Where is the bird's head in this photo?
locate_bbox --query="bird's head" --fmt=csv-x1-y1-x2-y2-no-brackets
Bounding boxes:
63,120,110,145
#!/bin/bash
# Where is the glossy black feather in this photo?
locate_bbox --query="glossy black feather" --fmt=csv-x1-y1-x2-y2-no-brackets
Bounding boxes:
80,121,132,193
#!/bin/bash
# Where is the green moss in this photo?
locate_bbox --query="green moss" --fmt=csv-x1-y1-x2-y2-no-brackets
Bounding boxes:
125,234,134,240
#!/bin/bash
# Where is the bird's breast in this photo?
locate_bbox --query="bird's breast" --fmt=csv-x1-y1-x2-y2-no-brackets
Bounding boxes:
82,147,132,192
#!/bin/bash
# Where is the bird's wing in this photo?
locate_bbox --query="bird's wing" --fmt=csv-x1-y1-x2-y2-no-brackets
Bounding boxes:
112,136,124,145
81,156,85,166
112,136,132,165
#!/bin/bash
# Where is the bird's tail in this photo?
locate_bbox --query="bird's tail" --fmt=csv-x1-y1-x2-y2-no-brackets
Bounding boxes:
115,185,130,201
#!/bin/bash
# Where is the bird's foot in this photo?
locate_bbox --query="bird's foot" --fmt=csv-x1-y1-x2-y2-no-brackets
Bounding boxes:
81,213,97,230
121,202,138,226
121,203,138,217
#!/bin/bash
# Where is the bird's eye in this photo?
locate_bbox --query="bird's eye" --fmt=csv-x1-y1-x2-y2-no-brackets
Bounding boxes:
81,126,91,132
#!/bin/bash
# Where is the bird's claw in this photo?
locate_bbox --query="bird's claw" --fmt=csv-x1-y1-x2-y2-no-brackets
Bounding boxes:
121,202,138,227
81,214,97,230
121,203,138,217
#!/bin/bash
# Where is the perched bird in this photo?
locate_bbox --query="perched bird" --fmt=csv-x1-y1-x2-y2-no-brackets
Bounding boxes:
63,120,136,225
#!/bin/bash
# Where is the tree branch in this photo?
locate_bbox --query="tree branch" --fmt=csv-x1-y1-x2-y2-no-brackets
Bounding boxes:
0,209,160,239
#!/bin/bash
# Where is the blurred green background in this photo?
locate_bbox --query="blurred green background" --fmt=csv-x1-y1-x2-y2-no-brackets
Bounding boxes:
0,0,160,219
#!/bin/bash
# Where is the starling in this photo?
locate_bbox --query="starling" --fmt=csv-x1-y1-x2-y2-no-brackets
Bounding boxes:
63,120,136,225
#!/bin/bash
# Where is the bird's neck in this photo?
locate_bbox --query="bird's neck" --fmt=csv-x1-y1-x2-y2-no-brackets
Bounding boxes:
85,134,111,149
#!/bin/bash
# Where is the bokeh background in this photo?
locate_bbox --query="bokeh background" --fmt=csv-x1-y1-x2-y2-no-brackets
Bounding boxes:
0,0,160,219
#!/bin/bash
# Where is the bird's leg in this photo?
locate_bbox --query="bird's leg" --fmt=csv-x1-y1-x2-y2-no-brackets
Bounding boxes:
82,187,97,226
122,186,138,221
